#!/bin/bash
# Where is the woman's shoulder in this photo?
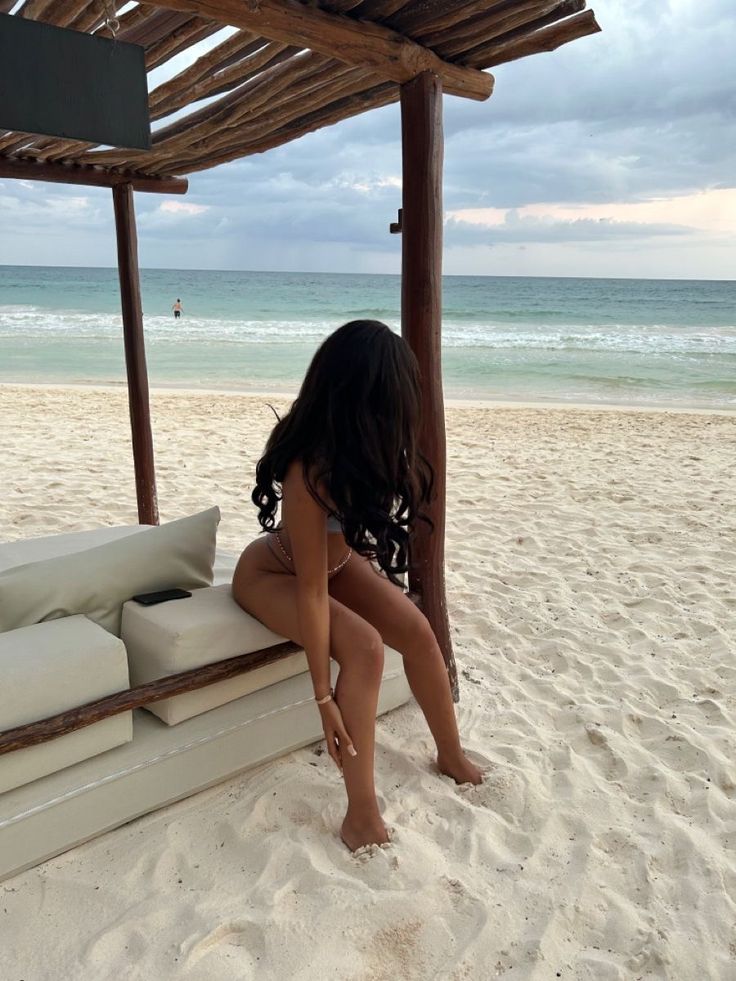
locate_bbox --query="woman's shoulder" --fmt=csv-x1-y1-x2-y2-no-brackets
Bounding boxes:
283,459,335,514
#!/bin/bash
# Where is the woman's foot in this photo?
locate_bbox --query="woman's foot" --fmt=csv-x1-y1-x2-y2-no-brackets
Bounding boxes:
437,751,484,785
340,812,390,851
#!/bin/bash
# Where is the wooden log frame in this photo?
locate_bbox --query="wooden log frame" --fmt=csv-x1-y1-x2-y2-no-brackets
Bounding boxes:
112,183,159,526
0,2,601,176
147,0,494,101
0,642,301,756
400,71,458,702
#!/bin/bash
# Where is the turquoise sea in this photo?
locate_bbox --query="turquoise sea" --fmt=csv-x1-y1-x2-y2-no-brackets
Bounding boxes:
0,265,734,408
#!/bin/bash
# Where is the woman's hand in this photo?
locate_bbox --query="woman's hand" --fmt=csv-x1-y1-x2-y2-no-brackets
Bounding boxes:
318,698,357,771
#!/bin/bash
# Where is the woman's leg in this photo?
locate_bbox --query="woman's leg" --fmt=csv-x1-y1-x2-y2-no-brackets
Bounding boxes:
328,556,482,785
233,555,390,848
331,621,389,849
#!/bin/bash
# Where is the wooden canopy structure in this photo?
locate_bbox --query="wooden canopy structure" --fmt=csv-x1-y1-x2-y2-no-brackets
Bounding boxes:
0,0,600,703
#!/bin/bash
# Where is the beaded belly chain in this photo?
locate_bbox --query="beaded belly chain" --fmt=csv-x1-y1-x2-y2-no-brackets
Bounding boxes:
271,529,352,577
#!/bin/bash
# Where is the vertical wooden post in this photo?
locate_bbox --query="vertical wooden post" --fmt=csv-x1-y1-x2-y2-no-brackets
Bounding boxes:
112,182,159,525
400,71,458,701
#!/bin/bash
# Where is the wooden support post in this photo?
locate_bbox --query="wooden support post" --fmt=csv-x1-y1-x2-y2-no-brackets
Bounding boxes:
112,183,159,525
400,71,458,701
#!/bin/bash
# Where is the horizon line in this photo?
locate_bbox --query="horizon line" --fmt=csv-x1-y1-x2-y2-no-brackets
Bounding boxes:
0,263,734,285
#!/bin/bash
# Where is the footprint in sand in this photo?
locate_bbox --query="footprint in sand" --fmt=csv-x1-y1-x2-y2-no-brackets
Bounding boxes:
186,919,266,967
440,876,490,953
583,723,629,783
693,698,736,729
622,713,711,774
454,761,549,838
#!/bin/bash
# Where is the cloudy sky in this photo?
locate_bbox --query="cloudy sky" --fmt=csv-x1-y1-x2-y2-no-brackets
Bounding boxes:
1,0,734,279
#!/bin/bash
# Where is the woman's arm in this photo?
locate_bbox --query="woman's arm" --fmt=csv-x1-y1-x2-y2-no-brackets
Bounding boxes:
281,461,357,770
281,461,331,697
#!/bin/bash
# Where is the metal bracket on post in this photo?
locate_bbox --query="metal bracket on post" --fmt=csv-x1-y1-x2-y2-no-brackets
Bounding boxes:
389,207,403,234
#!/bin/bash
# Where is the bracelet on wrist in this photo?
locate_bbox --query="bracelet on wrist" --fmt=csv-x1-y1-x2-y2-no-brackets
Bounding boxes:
314,688,334,705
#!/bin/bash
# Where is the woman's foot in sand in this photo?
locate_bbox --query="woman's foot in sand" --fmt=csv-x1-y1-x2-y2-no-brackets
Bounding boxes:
340,812,390,851
437,752,484,785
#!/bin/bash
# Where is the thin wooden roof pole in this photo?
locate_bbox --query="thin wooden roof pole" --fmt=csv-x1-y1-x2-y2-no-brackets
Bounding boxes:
400,70,458,702
149,0,494,101
112,183,159,526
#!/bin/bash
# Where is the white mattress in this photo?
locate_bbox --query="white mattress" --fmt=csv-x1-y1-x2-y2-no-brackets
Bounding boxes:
0,649,411,883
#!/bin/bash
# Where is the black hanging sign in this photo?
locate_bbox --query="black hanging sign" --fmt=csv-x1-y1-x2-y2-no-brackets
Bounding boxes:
0,13,151,150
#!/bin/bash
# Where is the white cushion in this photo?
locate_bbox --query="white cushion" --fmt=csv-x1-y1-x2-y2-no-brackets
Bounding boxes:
0,616,132,794
121,584,306,725
0,507,220,637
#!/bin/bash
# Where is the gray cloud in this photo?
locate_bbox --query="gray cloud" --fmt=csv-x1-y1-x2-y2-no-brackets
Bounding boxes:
444,0,736,206
445,212,692,245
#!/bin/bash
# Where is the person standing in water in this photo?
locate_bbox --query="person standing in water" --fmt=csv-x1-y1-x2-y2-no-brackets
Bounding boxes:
232,320,483,853
172,298,183,319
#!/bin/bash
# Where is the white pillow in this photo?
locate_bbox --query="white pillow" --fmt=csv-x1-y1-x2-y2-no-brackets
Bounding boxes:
0,524,146,574
0,507,220,636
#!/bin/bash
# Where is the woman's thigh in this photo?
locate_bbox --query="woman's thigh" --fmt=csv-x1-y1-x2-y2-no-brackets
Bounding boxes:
232,557,381,669
328,555,436,654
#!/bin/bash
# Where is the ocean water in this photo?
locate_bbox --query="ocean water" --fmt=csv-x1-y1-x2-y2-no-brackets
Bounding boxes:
0,265,734,408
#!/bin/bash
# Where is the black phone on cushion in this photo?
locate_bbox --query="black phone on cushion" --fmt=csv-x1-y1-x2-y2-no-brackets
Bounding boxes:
131,588,192,605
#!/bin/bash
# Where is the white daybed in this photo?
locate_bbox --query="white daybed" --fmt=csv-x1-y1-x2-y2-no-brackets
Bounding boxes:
0,512,411,883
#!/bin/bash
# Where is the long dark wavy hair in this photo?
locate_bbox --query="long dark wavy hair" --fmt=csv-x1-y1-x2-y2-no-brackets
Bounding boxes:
252,320,433,585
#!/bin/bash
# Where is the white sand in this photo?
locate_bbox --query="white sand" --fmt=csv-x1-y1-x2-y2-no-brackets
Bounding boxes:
1,384,735,980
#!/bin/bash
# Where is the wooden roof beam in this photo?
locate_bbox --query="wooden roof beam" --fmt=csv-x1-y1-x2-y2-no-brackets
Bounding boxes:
149,0,494,101
465,8,600,68
0,156,188,194
162,82,398,173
